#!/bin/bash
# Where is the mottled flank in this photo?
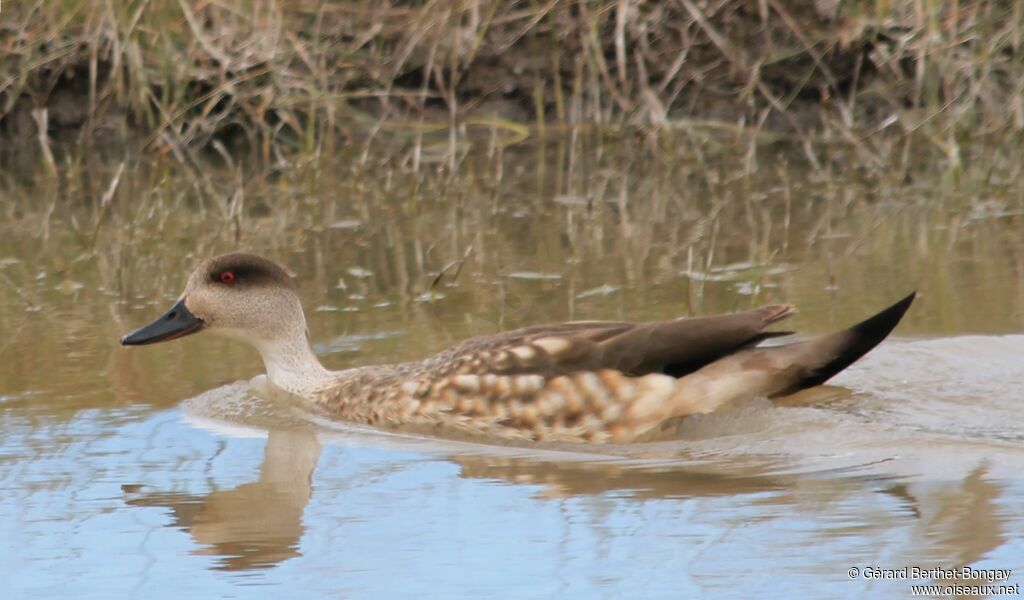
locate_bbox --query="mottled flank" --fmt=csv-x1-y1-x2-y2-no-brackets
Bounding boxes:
318,363,692,442
311,293,914,443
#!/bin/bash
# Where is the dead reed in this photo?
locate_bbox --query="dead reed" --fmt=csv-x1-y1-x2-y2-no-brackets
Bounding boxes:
2,0,1023,165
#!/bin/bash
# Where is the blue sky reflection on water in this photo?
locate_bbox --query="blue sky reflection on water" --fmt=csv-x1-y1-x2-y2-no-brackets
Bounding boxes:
3,403,1023,599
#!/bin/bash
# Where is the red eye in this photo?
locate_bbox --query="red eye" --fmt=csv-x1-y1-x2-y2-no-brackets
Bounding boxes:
219,271,236,285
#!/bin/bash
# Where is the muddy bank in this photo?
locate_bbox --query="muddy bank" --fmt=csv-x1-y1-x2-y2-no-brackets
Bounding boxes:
3,1,1022,153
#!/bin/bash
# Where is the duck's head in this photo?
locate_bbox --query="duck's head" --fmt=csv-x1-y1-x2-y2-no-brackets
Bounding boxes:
121,252,306,349
122,252,334,396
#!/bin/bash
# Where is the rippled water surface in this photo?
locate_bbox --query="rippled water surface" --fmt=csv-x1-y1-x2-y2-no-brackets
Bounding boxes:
2,133,1023,598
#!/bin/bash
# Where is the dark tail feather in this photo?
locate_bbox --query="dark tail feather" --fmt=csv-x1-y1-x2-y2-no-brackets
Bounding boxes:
775,291,916,395
663,292,916,419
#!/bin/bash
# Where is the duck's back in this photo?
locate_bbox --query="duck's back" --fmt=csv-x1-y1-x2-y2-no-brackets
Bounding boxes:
313,306,797,442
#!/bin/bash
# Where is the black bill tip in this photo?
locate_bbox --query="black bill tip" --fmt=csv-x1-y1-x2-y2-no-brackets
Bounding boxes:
121,298,206,346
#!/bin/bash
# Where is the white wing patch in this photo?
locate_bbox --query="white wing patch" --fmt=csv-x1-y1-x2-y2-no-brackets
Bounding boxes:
532,336,573,356
509,346,537,361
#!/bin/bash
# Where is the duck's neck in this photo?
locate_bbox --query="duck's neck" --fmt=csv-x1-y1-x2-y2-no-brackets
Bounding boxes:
252,335,337,397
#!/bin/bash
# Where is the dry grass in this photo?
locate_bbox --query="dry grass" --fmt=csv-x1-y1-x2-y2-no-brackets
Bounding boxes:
1,0,1023,164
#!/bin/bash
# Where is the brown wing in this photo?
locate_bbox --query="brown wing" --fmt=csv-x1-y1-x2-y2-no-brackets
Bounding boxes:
422,303,797,380
382,305,794,441
376,297,913,442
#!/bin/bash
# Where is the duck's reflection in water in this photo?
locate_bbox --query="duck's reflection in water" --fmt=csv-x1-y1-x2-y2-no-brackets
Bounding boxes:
900,464,1008,588
124,429,320,571
122,427,1008,576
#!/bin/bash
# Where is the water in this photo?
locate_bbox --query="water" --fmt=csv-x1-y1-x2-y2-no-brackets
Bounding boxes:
1,133,1023,598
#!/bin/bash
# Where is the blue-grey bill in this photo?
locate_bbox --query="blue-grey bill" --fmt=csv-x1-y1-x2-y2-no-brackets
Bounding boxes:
121,298,205,346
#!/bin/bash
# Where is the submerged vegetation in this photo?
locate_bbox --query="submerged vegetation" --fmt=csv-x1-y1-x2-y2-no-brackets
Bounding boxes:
2,0,1024,164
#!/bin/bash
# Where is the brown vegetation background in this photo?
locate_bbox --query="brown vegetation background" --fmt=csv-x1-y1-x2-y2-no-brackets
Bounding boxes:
2,1,1023,155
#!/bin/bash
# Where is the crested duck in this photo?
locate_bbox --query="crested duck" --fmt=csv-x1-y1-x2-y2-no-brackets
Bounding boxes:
121,252,915,443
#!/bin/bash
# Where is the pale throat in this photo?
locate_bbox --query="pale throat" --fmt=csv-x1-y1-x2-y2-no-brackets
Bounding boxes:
243,332,337,397
256,338,337,396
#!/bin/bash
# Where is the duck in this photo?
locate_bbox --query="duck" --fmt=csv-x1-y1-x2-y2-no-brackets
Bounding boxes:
121,252,916,443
